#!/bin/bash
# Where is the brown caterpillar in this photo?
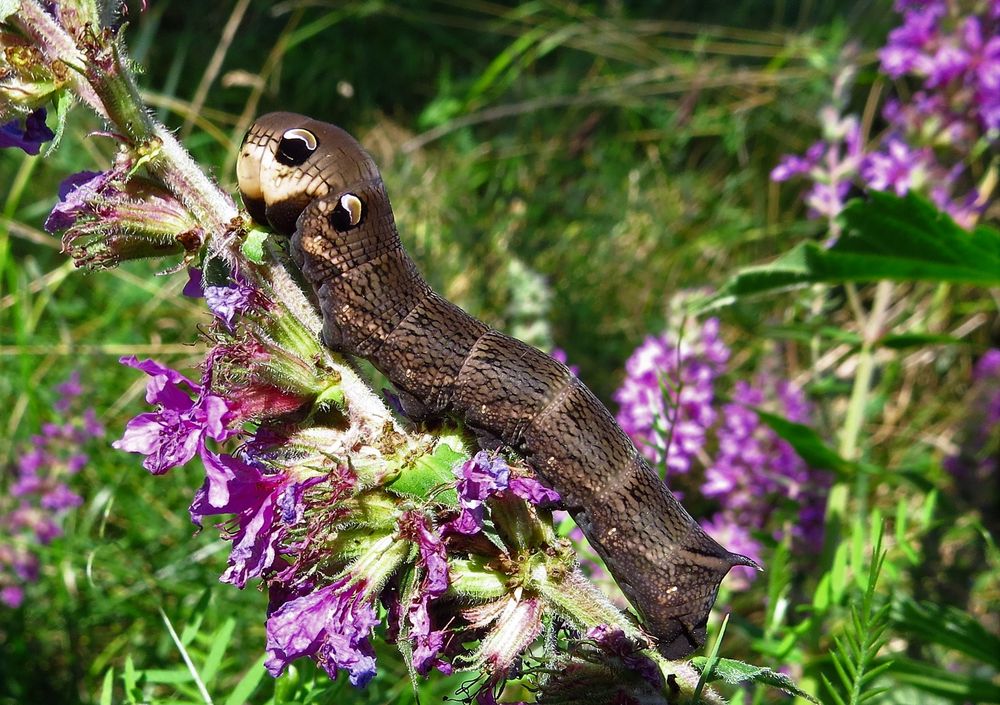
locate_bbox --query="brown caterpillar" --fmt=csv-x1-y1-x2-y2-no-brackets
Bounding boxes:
236,112,758,658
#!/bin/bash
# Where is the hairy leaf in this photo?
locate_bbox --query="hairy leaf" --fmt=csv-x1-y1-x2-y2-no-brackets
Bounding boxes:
691,656,820,703
700,193,1000,310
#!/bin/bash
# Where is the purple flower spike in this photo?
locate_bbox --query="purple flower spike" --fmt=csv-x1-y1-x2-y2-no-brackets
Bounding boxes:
112,356,233,474
0,109,54,155
265,576,379,687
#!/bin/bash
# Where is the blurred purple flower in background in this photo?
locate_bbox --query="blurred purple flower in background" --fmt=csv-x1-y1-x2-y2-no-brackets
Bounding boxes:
614,318,729,476
615,319,829,589
1,372,103,607
773,0,995,230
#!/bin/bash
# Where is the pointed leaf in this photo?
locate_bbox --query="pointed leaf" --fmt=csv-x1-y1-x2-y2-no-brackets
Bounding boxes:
700,193,1000,310
691,657,820,703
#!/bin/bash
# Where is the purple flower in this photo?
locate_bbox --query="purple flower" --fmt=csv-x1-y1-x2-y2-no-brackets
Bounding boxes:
265,575,379,687
187,451,322,588
447,452,559,535
701,376,828,578
182,268,204,298
614,318,728,475
399,513,452,675
586,625,664,690
54,372,84,413
204,281,256,330
1,586,24,608
508,476,560,505
44,170,112,233
447,452,511,535
861,139,929,196
0,109,54,155
112,356,233,474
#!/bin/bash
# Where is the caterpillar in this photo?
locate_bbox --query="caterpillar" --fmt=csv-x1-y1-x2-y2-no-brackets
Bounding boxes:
236,112,758,659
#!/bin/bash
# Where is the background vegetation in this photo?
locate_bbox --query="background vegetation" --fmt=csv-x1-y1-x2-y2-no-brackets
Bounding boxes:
1,1,997,704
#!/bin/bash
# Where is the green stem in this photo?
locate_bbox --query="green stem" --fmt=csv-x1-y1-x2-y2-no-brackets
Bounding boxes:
838,281,892,462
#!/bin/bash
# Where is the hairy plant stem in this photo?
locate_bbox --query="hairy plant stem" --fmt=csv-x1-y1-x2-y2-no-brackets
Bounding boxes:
13,1,105,116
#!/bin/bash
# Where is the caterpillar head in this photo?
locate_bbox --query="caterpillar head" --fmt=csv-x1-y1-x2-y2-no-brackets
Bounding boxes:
236,112,382,235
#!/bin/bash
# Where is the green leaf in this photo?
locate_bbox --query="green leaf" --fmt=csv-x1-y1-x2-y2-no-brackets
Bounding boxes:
43,90,74,156
241,228,270,264
877,332,972,350
891,597,1000,668
691,656,820,703
754,408,854,476
700,193,1000,310
223,655,266,705
387,437,464,504
889,658,1000,703
200,618,236,684
99,668,114,705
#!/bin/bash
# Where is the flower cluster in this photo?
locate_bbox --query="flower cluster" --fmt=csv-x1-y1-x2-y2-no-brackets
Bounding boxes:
615,318,829,588
1,372,103,607
45,155,205,269
772,0,996,230
106,262,670,700
614,318,729,477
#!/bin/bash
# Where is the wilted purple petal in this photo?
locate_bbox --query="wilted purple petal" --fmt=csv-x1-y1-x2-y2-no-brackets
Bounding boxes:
0,109,54,155
508,476,560,505
204,281,255,329
586,625,664,690
44,170,110,232
265,576,379,687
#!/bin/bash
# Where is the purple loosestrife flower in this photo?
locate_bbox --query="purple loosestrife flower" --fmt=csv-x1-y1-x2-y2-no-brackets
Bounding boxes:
447,452,559,535
45,160,204,269
1,372,103,606
265,575,379,686
0,108,54,154
775,3,995,230
112,356,234,474
614,318,728,475
701,376,828,587
187,451,323,588
861,138,932,196
182,268,258,331
399,512,453,675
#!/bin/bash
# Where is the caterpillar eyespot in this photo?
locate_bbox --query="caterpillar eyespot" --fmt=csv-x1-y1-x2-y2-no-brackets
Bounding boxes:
276,128,318,166
330,193,364,231
235,111,759,659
